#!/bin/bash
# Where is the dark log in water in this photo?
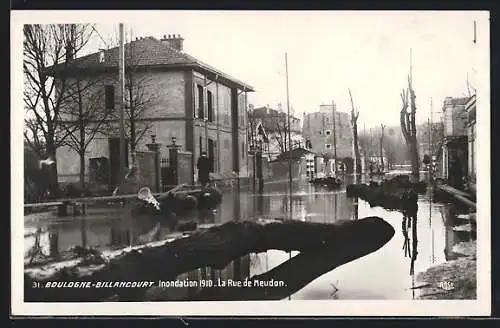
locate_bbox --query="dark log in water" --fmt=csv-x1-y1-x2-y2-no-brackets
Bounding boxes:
24,216,394,302
309,177,343,189
346,175,421,212
157,186,223,215
131,186,223,219
193,217,395,301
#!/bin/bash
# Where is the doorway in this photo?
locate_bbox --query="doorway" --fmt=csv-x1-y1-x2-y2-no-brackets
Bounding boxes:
208,138,215,173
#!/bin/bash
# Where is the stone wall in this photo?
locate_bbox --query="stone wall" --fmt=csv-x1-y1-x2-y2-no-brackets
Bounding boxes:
177,151,193,185
135,151,157,191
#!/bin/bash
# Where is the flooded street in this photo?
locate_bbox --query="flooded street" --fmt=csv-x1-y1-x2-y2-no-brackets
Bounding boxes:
24,177,475,300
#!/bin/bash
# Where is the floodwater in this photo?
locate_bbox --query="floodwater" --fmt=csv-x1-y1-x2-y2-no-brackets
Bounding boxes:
24,175,476,301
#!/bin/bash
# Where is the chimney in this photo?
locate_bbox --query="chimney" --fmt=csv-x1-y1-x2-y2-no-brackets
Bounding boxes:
161,33,184,51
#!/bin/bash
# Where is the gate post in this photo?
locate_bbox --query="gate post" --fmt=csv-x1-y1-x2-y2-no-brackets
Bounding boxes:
146,135,162,193
167,137,181,186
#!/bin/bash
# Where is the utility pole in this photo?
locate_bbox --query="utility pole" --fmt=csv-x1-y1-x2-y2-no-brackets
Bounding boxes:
332,100,337,173
118,23,126,182
285,52,292,192
429,97,433,155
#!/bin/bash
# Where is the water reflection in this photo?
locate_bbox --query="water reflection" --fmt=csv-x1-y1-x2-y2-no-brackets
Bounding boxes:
25,179,476,300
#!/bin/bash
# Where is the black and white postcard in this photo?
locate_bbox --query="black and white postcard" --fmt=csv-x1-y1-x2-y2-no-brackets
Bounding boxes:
11,10,491,316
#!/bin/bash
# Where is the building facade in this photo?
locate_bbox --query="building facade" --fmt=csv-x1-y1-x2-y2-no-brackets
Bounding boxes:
465,95,476,189
302,103,354,160
47,35,254,189
439,96,469,188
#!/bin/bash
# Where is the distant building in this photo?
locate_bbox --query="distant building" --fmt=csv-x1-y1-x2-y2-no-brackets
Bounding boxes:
249,105,304,161
416,121,444,162
45,35,254,190
267,147,314,180
439,96,469,188
465,95,476,190
302,103,353,160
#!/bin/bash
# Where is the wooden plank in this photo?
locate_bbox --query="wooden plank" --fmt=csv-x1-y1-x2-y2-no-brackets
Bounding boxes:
24,184,207,208
24,201,64,208
437,184,472,199
436,184,476,210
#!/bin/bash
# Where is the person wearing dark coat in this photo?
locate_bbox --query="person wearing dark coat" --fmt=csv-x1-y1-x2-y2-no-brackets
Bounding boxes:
197,152,210,187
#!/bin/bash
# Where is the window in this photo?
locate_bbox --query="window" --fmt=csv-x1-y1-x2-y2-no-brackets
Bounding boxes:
325,144,331,149
104,85,115,111
98,50,105,63
197,84,204,119
319,131,322,135
199,136,203,156
207,90,213,122
325,130,331,136
242,142,245,159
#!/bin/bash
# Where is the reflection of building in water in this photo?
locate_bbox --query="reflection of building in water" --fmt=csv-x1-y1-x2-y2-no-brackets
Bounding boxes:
25,227,61,260
352,197,359,220
252,195,271,217
333,192,353,221
440,206,473,261
443,219,458,261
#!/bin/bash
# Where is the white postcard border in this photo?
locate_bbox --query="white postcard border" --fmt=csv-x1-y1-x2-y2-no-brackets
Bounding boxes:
11,10,491,317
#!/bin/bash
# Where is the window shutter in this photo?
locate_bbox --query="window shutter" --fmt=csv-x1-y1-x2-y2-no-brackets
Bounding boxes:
203,86,208,120
194,83,198,118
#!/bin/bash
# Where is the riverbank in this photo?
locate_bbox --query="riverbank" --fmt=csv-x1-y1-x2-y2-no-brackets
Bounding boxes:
416,240,476,300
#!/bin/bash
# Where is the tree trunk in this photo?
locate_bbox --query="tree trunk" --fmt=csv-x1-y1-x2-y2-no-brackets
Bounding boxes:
24,216,394,302
130,119,136,163
352,123,361,176
400,80,420,183
79,110,86,195
410,139,420,183
45,138,59,199
79,151,86,195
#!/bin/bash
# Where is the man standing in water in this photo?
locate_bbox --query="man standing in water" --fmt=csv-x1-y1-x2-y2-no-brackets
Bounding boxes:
197,151,210,187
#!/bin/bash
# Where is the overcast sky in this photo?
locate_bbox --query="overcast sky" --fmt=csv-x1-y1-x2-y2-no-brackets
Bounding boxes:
18,10,489,128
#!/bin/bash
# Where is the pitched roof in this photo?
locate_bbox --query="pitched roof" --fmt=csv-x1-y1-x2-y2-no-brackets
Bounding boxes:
45,36,254,91
255,121,269,143
271,147,314,162
444,96,471,108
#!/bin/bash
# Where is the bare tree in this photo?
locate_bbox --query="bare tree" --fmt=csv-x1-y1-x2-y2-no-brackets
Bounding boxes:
23,24,94,196
379,124,386,171
273,116,290,154
24,118,46,157
123,43,159,162
400,75,419,182
58,76,113,194
103,37,159,163
247,105,258,152
348,89,361,178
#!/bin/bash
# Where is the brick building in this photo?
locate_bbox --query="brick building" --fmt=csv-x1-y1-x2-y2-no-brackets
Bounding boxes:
46,35,254,189
302,103,354,160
